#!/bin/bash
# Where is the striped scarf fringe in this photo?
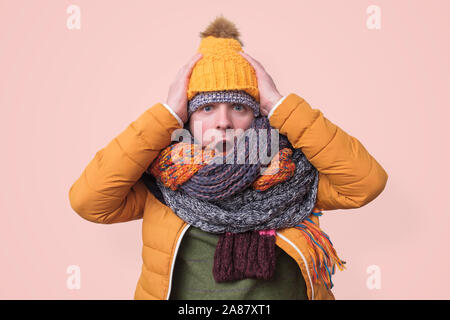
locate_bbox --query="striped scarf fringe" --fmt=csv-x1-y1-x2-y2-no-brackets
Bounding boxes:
294,211,346,290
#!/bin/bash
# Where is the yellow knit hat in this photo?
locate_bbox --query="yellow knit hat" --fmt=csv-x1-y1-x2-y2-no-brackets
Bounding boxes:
187,15,259,103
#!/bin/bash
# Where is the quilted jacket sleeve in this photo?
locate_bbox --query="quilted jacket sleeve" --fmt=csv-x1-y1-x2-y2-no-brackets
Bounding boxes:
68,103,183,224
268,93,388,210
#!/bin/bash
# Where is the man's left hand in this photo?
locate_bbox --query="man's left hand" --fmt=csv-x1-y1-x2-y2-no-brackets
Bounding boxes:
238,51,283,116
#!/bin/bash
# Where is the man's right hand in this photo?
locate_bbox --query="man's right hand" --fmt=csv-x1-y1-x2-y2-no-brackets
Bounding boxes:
166,52,203,124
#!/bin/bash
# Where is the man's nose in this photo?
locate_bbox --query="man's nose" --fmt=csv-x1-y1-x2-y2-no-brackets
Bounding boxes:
215,105,233,130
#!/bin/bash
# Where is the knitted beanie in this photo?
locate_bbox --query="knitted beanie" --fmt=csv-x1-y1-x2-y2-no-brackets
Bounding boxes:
187,15,260,118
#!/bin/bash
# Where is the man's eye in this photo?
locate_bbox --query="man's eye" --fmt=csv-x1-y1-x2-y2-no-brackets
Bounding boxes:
233,104,244,111
202,105,213,111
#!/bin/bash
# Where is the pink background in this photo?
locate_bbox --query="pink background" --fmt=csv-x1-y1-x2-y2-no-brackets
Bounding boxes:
1,0,449,299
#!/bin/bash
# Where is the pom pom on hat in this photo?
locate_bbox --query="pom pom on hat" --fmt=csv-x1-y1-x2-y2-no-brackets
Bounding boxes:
199,15,244,47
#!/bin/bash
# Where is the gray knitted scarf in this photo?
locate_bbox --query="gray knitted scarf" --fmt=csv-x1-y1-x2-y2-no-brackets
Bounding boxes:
156,119,319,233
148,114,319,282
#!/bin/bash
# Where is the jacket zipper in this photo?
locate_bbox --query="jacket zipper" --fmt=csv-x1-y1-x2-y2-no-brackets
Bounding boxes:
276,232,315,300
166,224,191,300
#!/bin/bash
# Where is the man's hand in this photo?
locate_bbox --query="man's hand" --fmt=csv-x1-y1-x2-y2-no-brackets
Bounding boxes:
238,51,283,116
166,52,203,124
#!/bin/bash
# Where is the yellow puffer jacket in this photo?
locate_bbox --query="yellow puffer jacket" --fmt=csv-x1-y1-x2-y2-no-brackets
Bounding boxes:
68,93,388,300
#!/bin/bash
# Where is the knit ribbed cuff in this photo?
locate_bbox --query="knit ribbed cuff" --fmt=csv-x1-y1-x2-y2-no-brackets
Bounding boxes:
268,95,287,120
162,103,184,127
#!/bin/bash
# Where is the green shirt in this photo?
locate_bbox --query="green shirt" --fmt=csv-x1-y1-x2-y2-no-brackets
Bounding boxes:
170,226,308,300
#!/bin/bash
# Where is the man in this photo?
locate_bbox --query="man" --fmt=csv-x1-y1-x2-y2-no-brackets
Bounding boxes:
69,16,388,300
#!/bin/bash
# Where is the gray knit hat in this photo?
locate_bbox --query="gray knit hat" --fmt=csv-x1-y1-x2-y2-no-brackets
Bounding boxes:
187,89,260,118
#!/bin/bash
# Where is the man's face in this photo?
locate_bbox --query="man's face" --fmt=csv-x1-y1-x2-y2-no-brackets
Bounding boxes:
188,102,255,152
